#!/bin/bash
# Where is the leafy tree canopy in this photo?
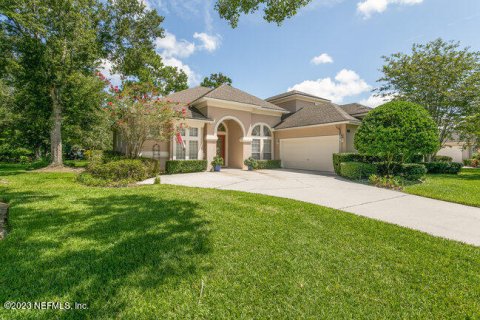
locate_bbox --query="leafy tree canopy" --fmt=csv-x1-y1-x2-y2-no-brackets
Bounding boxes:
215,0,312,27
354,101,439,164
200,73,232,88
377,39,480,146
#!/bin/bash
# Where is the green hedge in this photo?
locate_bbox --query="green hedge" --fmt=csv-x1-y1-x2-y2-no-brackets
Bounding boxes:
339,162,377,180
256,160,282,169
421,162,463,174
432,155,453,162
401,164,427,181
166,160,207,174
333,153,364,175
88,159,148,181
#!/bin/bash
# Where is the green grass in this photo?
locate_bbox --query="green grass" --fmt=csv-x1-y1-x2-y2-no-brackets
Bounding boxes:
64,159,89,168
0,164,479,319
404,168,480,207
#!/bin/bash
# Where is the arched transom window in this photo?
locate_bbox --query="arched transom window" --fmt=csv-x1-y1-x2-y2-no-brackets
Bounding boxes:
251,124,272,160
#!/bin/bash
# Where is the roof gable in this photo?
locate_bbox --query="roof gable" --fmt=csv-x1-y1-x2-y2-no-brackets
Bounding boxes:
275,102,359,130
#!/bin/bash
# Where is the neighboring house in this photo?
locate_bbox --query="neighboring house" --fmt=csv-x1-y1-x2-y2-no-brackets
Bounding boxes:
437,134,476,163
114,84,368,172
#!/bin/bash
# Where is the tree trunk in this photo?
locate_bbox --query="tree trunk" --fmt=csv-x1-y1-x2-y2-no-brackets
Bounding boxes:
50,86,63,166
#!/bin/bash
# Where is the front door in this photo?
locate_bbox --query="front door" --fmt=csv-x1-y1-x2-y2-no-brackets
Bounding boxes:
217,135,226,165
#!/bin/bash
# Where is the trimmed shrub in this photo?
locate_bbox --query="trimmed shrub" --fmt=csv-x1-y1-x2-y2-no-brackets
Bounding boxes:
433,155,453,162
165,160,207,174
401,164,427,181
339,162,377,180
139,157,160,176
89,159,147,181
373,161,403,176
256,160,281,169
421,162,463,174
333,153,364,175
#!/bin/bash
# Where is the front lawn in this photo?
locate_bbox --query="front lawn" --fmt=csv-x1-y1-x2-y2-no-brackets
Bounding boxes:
404,168,480,207
0,164,479,319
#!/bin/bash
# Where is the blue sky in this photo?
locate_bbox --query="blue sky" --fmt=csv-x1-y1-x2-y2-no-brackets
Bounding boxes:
145,0,480,106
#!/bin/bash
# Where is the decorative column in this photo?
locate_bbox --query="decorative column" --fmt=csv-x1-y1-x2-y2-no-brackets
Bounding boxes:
240,137,252,170
206,134,218,171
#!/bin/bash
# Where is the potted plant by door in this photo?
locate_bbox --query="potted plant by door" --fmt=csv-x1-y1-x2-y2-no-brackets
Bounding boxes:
211,156,224,172
244,157,258,171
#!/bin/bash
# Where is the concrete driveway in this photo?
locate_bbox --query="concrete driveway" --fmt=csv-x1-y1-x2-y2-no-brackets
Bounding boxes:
141,169,480,246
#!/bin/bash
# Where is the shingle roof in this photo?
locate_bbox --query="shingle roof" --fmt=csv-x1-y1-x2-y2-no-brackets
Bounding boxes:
203,84,287,111
164,86,212,104
164,84,287,112
341,103,372,116
266,90,330,102
274,102,360,130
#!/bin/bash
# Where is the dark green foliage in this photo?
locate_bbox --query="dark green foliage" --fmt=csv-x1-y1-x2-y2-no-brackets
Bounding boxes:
243,157,258,169
374,162,404,176
0,145,33,162
421,162,463,174
401,164,427,181
333,153,364,175
378,39,480,146
166,160,207,174
88,159,147,181
410,154,425,163
339,162,377,180
256,160,282,169
354,101,439,174
200,73,232,88
139,157,160,177
215,0,312,27
432,155,453,162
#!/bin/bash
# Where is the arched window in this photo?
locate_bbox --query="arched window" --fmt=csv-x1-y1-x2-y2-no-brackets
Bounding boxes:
152,144,161,160
251,124,272,160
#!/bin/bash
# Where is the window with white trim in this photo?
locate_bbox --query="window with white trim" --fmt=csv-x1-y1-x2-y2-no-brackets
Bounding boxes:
251,124,272,160
175,127,201,160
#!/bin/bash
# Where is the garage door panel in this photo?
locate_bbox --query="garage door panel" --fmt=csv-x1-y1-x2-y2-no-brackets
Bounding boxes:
280,136,339,172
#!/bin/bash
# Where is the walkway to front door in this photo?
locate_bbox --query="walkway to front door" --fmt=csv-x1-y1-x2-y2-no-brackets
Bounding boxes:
140,169,480,246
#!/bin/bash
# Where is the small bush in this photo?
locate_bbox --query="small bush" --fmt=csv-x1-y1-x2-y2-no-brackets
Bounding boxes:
339,162,377,180
373,161,403,176
139,157,160,177
256,160,281,169
165,160,207,174
84,150,104,163
333,153,364,175
421,162,463,174
471,159,479,168
0,145,33,162
89,159,147,181
400,164,427,181
433,155,453,162
369,174,404,190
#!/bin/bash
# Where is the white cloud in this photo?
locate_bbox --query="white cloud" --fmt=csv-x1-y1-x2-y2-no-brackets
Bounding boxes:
311,53,334,65
162,57,201,87
359,94,393,108
98,59,122,87
357,0,423,19
193,32,221,52
288,69,371,103
155,31,196,58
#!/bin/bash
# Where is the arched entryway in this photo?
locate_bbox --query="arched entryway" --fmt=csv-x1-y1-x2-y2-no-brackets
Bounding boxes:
214,117,246,169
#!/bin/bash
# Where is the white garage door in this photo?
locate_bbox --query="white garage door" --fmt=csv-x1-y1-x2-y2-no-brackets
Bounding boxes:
280,136,340,172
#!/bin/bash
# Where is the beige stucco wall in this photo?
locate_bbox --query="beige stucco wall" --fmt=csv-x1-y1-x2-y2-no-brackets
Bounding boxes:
202,104,283,169
273,124,343,159
225,119,244,168
140,140,170,170
346,124,359,153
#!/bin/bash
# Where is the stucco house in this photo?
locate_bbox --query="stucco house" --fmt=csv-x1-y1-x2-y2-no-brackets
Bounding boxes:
114,84,367,172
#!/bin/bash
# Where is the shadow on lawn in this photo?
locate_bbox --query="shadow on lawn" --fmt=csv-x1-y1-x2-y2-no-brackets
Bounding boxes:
0,191,211,319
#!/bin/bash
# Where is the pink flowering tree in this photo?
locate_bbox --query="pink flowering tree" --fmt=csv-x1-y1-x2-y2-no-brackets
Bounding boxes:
99,74,186,158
